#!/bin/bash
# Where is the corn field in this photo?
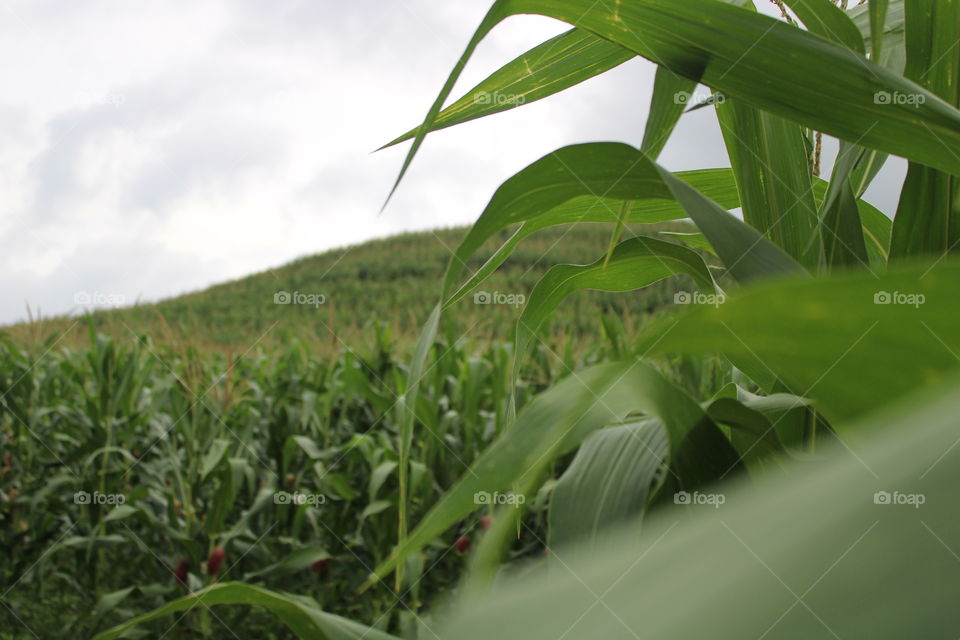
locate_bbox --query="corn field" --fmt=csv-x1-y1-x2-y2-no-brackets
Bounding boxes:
6,0,960,638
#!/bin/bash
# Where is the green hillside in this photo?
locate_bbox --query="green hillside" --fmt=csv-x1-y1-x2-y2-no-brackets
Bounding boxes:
6,223,702,353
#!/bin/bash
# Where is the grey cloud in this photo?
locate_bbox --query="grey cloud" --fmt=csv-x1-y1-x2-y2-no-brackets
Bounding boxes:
123,118,286,213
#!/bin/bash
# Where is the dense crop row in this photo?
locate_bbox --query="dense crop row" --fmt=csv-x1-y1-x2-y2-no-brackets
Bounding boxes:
0,326,721,637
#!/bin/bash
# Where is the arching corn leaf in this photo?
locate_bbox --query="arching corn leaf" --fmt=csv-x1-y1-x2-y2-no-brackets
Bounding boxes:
382,28,633,149
443,166,740,307
93,582,399,640
441,143,802,304
515,236,715,362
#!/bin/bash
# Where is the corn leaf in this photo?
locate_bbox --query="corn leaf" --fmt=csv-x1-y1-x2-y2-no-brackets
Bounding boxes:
382,28,633,149
438,373,960,639
442,166,741,306
784,0,865,52
716,99,821,269
386,0,960,205
515,236,715,362
548,418,668,551
889,0,960,261
93,582,399,640
636,260,960,424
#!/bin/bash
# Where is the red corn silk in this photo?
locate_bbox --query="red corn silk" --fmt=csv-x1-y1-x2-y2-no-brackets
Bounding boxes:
207,547,226,576
174,556,188,586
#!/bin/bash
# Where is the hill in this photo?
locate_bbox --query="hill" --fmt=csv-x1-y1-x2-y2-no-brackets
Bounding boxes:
4,223,701,354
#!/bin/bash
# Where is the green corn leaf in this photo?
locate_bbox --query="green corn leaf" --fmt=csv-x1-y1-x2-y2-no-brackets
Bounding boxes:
386,0,960,207
657,168,806,282
441,144,802,305
199,438,231,481
442,166,740,307
818,141,870,271
715,99,821,269
811,176,891,266
636,260,960,425
641,67,697,158
889,0,960,262
245,547,331,579
705,397,787,468
783,0,866,52
850,0,903,69
92,582,399,640
601,200,631,269
205,458,245,534
859,198,892,265
548,418,668,551
395,303,442,589
466,362,742,592
515,236,715,363
437,372,960,639
869,0,890,60
381,28,633,149
656,230,716,255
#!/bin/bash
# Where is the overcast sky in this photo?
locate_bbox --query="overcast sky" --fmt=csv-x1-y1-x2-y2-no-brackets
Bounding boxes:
0,0,906,324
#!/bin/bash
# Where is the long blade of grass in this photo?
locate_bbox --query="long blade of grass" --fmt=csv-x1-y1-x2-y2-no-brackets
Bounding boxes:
850,0,905,70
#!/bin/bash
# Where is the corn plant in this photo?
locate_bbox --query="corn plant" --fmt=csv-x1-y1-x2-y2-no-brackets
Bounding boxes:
85,0,960,637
